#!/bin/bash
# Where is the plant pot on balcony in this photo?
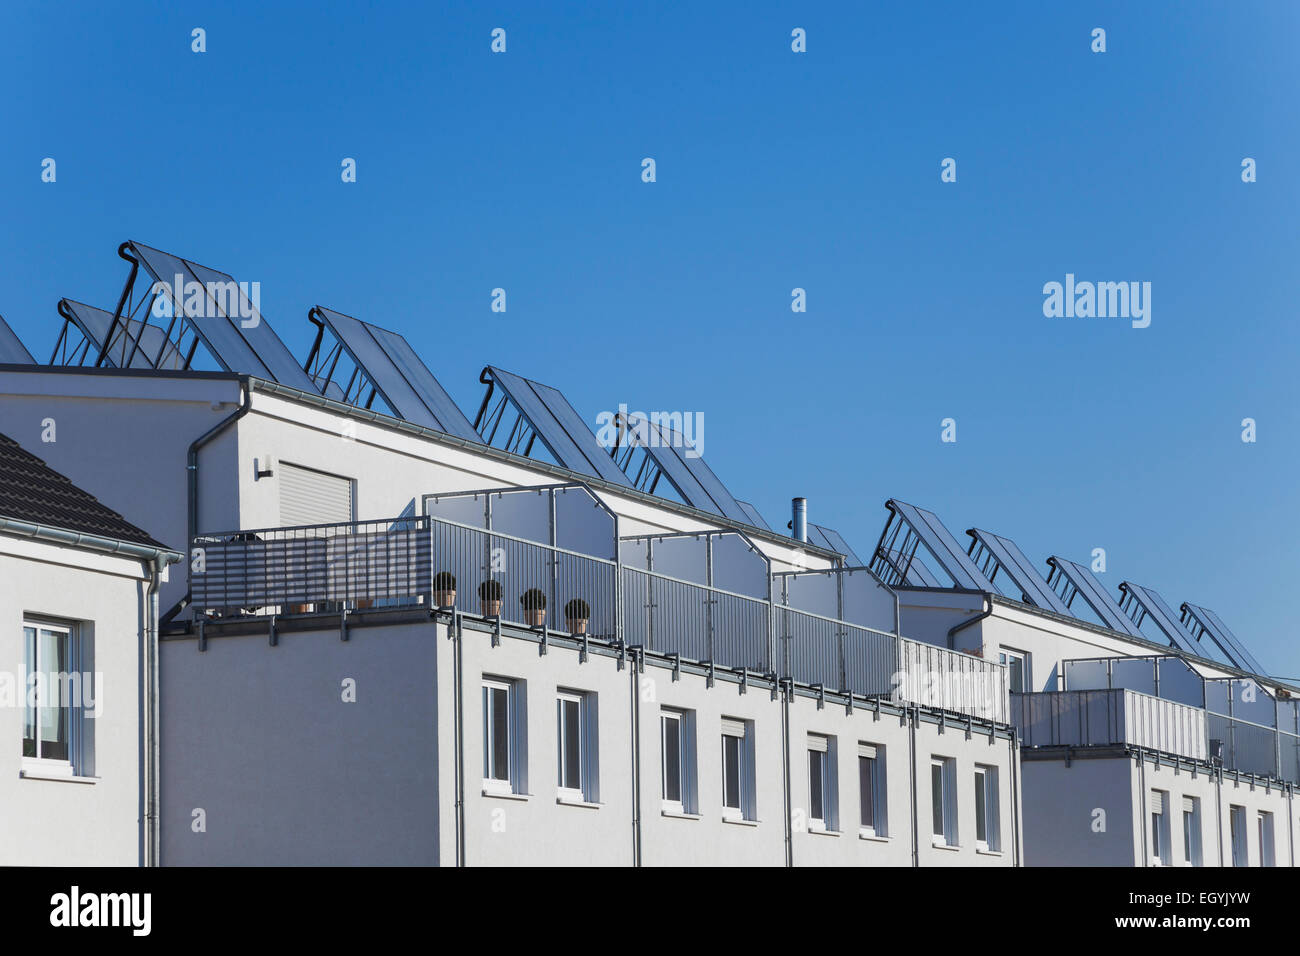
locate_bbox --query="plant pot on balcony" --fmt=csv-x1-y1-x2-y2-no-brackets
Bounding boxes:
432,571,457,609
564,598,590,636
478,579,503,618
520,588,548,629
286,603,314,615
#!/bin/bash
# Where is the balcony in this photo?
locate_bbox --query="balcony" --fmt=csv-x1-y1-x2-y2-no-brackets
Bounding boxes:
1013,688,1208,762
189,483,1009,724
1046,654,1300,782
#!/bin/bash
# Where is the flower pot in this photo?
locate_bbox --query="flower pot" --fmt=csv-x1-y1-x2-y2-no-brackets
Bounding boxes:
524,608,547,628
482,599,502,618
286,603,313,615
434,589,457,608
567,618,589,635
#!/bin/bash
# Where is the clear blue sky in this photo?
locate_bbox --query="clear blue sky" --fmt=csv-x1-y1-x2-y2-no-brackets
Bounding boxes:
2,2,1297,673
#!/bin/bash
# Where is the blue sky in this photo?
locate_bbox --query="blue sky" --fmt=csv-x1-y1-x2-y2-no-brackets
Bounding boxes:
2,2,1297,673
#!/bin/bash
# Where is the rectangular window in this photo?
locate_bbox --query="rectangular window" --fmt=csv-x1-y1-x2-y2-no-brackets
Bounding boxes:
23,621,90,775
807,734,837,831
482,678,525,794
1150,790,1170,866
660,708,697,814
998,649,1030,695
721,717,755,821
1182,796,1202,866
975,765,1001,852
556,690,598,802
931,757,957,846
858,743,887,837
1230,805,1247,866
1259,811,1275,867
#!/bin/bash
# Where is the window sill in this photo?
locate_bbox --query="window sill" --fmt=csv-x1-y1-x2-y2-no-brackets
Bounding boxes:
859,830,891,843
976,847,1003,857
931,840,961,851
661,808,702,821
481,788,530,802
722,815,760,827
20,769,98,785
808,826,841,838
556,795,602,810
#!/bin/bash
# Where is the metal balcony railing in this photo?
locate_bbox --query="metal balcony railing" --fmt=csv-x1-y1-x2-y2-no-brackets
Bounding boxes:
1013,689,1209,761
190,513,1011,724
894,639,1010,724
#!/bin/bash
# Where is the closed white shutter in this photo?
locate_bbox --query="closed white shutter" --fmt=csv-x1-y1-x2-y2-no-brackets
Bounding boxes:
721,718,746,739
279,463,354,527
808,734,828,753
1150,791,1164,815
858,742,878,760
1182,796,1195,814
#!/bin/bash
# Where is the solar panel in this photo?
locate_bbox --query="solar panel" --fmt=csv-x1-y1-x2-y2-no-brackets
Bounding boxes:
59,300,187,370
887,550,943,587
621,413,751,523
881,500,996,591
809,524,864,566
0,314,35,364
480,367,632,486
310,307,480,442
125,241,319,391
1045,556,1144,637
735,500,771,531
1118,582,1201,655
967,528,1072,615
1181,603,1265,675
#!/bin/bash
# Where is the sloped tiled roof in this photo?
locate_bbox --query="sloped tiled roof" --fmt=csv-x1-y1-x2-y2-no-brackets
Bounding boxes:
0,431,169,551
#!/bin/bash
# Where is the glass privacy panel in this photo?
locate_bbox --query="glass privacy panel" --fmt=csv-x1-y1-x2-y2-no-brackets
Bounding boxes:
1204,680,1231,715
650,536,708,586
840,568,897,632
784,572,838,618
1157,657,1205,707
1064,659,1111,691
709,533,767,600
553,486,615,560
1110,658,1157,695
490,490,551,546
425,493,488,529
1229,679,1276,728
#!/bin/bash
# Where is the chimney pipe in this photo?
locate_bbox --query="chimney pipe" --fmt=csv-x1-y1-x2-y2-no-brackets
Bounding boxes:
791,497,807,542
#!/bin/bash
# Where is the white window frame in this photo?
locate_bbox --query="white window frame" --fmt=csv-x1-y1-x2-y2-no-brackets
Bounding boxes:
1182,796,1202,867
807,734,837,832
660,708,696,814
721,718,755,822
23,620,83,777
975,765,1001,853
931,756,958,847
998,648,1030,695
1259,811,1276,867
1149,789,1170,866
858,742,887,838
556,689,598,804
482,678,521,795
1230,804,1247,867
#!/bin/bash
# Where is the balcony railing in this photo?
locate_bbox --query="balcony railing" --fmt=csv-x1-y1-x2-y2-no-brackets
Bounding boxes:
190,513,1010,724
1013,689,1208,761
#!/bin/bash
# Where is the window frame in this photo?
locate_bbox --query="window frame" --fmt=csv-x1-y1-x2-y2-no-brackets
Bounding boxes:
481,678,519,795
931,756,958,847
1149,789,1170,866
556,690,586,800
807,734,835,832
1229,804,1247,867
997,647,1030,695
660,707,697,815
858,742,887,838
720,718,755,822
975,764,1001,853
22,620,82,776
1181,796,1202,867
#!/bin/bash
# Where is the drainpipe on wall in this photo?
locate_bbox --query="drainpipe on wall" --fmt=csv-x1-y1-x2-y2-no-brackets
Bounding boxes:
1137,753,1148,866
908,705,919,867
946,595,993,651
146,555,165,867
448,612,466,867
1215,768,1224,866
628,647,643,866
781,680,793,868
1009,732,1022,867
187,381,253,548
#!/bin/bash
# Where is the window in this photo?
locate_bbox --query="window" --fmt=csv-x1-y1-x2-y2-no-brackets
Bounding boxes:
858,743,887,837
23,621,91,776
1259,811,1275,867
279,462,355,526
807,734,838,832
1149,790,1170,866
660,708,697,814
998,648,1030,694
1182,796,1202,866
975,765,1001,852
721,717,756,821
1230,805,1247,866
931,757,957,846
556,690,598,802
482,677,526,794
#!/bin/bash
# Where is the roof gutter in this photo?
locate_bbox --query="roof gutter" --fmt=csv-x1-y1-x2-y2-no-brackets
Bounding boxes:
0,516,181,565
946,593,994,649
188,381,254,547
247,377,840,560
